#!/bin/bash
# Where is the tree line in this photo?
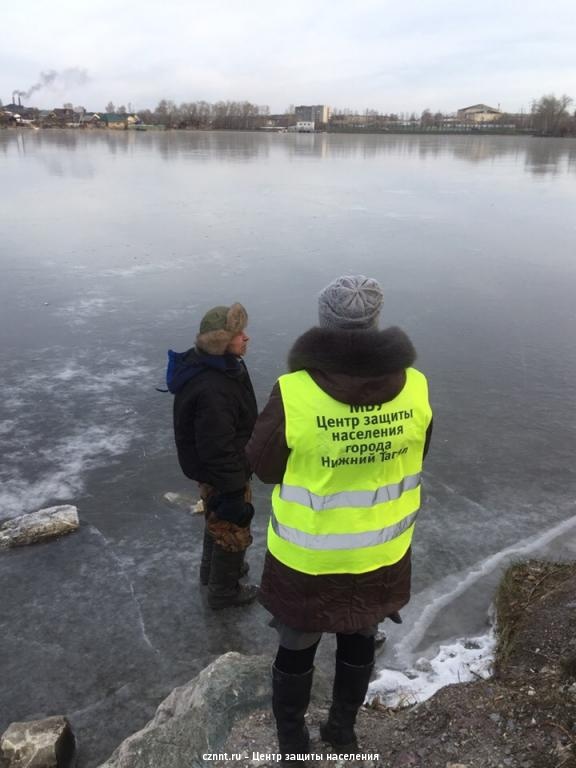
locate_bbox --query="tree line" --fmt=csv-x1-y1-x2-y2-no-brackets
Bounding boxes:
130,99,271,130
4,93,574,135
128,94,575,135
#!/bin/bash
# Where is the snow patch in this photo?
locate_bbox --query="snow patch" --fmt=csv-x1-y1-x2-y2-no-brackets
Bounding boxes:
369,628,496,708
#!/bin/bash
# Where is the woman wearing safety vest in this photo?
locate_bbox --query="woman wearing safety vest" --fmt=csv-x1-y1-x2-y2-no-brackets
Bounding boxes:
247,275,433,762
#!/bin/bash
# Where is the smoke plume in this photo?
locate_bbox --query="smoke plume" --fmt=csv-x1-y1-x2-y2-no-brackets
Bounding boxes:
13,68,90,102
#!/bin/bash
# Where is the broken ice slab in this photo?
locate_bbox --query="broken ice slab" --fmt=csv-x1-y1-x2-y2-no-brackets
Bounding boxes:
0,505,79,549
162,492,204,514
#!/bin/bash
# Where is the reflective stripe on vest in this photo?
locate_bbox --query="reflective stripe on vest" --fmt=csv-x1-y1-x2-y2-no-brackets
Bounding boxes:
271,508,420,550
279,471,422,511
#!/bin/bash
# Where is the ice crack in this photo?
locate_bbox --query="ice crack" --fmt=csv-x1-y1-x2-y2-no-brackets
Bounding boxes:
87,526,163,660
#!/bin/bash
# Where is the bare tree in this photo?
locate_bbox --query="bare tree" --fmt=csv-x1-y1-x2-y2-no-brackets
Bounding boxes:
136,108,151,122
421,109,433,127
154,100,177,127
532,94,572,135
105,101,115,113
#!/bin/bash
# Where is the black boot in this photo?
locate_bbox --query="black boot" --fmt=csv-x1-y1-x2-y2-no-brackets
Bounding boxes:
200,530,249,585
207,543,258,609
320,660,373,752
199,526,214,586
272,665,313,763
239,550,250,579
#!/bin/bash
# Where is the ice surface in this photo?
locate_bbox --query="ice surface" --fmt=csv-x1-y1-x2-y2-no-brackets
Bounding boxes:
396,511,576,664
2,131,576,767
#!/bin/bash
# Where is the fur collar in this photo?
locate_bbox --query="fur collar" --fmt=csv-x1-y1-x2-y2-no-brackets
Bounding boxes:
288,326,416,377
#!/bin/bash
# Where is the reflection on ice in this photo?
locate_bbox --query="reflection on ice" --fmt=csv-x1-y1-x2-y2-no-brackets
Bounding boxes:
2,131,576,177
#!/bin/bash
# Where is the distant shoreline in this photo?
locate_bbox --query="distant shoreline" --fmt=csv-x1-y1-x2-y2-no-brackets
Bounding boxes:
2,124,569,138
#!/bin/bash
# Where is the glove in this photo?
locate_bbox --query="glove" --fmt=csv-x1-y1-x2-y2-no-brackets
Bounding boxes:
236,502,254,528
211,490,254,526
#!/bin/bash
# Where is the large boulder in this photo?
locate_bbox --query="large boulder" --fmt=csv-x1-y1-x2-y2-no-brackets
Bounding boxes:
0,506,79,549
0,716,75,768
97,652,271,768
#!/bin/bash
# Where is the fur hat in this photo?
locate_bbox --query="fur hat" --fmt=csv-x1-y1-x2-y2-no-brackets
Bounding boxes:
318,275,383,330
195,303,248,355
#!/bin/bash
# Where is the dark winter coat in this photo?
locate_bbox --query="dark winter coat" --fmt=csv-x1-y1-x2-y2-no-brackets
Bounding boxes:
246,326,433,633
173,348,258,495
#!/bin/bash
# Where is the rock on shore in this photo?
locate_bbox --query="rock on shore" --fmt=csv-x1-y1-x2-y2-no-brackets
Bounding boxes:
95,653,270,768
0,716,75,768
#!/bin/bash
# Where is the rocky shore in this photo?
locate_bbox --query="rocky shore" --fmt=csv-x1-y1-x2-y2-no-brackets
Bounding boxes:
2,560,575,768
214,560,576,768
95,560,576,768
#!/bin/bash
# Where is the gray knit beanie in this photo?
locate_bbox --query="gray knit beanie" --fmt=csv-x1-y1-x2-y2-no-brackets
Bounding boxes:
318,275,383,330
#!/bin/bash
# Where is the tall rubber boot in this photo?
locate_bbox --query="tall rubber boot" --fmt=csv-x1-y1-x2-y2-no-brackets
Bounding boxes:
199,529,249,586
272,665,314,764
320,660,373,751
207,543,258,609
199,526,214,586
239,551,250,579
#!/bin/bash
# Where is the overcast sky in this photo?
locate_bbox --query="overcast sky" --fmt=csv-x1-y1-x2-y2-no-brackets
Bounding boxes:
2,0,575,114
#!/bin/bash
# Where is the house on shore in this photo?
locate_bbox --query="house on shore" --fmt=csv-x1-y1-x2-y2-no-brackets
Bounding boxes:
0,110,17,126
2,103,39,124
457,104,502,123
79,112,103,128
100,113,141,129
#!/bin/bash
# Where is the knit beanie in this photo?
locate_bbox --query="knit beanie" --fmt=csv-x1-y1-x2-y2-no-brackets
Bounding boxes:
318,275,383,330
195,303,248,355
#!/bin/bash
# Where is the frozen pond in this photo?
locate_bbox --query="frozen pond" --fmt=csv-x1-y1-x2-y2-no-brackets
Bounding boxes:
1,129,576,765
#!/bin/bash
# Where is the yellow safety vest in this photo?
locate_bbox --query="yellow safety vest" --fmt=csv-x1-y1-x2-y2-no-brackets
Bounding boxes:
268,368,432,575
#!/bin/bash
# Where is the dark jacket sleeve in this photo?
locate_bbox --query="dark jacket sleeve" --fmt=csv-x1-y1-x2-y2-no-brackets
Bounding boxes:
194,386,248,493
246,382,289,484
175,379,248,493
423,417,433,459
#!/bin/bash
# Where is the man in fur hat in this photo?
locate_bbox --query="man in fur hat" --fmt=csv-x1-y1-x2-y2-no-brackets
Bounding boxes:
171,303,259,609
247,276,433,759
